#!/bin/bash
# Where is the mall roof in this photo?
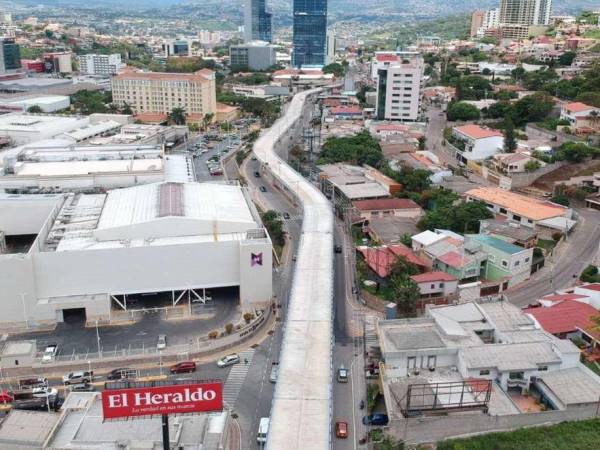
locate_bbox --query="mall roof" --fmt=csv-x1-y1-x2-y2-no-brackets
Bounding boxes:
0,113,86,132
13,158,163,176
465,187,568,221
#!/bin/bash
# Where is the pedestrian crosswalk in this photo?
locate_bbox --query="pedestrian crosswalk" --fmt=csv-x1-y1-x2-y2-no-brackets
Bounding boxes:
222,349,255,407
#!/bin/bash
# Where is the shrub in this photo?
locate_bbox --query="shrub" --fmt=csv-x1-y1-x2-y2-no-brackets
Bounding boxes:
208,331,218,339
551,232,563,242
225,323,234,334
243,312,255,323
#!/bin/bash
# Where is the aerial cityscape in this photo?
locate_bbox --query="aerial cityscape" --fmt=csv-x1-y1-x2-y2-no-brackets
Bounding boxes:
0,0,600,449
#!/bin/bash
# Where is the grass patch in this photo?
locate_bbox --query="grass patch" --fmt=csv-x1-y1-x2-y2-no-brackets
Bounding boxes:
583,29,600,39
585,360,600,376
537,239,557,251
437,418,600,450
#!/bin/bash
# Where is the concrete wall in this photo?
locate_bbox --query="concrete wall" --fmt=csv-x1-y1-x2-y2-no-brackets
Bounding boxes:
0,194,64,235
482,160,568,189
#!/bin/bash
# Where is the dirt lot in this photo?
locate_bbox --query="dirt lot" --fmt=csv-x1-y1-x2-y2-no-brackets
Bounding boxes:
532,160,600,192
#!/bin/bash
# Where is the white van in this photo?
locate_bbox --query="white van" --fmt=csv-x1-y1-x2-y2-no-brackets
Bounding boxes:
257,417,270,444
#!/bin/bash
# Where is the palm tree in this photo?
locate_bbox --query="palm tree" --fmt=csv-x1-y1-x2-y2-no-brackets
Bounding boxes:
168,107,187,125
202,112,214,131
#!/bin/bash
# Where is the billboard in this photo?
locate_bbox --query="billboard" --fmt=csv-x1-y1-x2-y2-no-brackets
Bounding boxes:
102,382,223,419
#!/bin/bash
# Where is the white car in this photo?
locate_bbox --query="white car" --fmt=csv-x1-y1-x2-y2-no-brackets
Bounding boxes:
41,344,58,363
32,387,58,398
217,354,240,368
157,334,167,351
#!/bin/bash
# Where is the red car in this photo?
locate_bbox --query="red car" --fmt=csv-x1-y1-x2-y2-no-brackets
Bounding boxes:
0,391,14,404
169,361,197,374
335,420,348,439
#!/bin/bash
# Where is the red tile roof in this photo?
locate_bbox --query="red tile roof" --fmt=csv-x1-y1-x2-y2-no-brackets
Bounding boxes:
563,102,594,113
353,198,421,211
454,124,503,140
331,106,362,115
376,54,400,62
580,283,600,292
411,271,457,283
524,301,600,338
374,123,409,132
357,244,426,278
437,251,471,269
541,293,589,302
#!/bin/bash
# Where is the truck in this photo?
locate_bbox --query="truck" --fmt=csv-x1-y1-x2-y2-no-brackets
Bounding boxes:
18,377,48,390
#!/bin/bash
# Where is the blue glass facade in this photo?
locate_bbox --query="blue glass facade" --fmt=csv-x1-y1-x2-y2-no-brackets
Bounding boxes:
292,0,328,67
246,0,272,43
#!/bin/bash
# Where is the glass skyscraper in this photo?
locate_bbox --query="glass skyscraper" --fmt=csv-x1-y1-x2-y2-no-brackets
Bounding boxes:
0,38,21,73
244,0,272,43
292,0,328,67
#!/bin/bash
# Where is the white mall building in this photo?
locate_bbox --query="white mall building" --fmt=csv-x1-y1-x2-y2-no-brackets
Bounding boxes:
0,181,272,328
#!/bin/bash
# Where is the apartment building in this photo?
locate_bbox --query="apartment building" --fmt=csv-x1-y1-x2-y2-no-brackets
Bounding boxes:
78,54,123,75
375,54,424,122
500,0,552,26
111,69,217,123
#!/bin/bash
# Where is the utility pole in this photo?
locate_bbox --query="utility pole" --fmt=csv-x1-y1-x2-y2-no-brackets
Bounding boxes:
161,414,170,450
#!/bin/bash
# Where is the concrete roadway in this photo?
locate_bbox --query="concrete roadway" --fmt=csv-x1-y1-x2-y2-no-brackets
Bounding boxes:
237,150,302,449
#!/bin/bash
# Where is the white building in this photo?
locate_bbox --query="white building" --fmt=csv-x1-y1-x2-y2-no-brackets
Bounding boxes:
78,53,123,75
0,113,90,145
375,54,425,122
377,300,600,414
0,181,272,328
451,124,504,163
229,41,276,71
370,51,421,81
0,95,70,113
559,102,599,126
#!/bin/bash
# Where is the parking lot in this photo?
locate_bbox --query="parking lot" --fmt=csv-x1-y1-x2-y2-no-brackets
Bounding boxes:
8,288,241,359
188,131,243,182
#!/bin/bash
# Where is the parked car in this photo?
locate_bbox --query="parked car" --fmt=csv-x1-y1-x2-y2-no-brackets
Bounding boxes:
32,387,58,398
283,212,290,220
259,186,267,192
334,245,342,253
362,413,389,426
106,368,134,381
337,366,348,383
41,344,58,363
18,377,48,389
253,171,261,178
335,420,348,438
257,417,270,444
0,391,14,403
69,382,95,392
269,362,279,383
217,354,240,368
157,334,167,351
170,361,197,374
63,371,93,385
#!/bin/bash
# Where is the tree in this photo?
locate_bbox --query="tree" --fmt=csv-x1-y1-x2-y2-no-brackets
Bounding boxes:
202,112,214,131
323,62,345,77
447,102,480,121
121,102,133,115
522,68,558,91
510,93,554,126
261,210,285,247
26,105,43,113
503,115,517,153
417,200,492,233
524,160,541,172
551,194,570,206
558,51,577,66
418,136,426,150
383,165,432,193
318,131,383,167
455,75,492,100
375,436,405,450
168,107,186,125
389,256,419,280
390,277,421,316
580,265,600,283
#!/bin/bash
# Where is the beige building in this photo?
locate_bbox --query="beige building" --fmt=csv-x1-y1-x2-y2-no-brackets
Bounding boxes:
111,69,217,123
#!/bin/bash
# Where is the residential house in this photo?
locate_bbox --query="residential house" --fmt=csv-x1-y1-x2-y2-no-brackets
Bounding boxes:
573,284,600,310
524,301,600,349
464,187,573,232
410,271,458,300
560,102,599,127
411,229,449,252
479,219,538,249
329,105,363,120
467,234,533,286
357,244,427,278
377,300,596,422
491,152,542,174
353,198,423,220
450,124,504,164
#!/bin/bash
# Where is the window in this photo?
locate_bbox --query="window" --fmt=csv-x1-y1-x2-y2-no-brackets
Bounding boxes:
499,208,507,214
430,284,435,289
509,371,524,380
537,366,548,371
525,257,530,263
439,282,444,288
427,355,436,368
479,369,490,375
501,260,508,267
515,260,520,267
513,214,521,222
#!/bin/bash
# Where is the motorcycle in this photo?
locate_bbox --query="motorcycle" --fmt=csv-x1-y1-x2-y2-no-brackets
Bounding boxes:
359,399,365,410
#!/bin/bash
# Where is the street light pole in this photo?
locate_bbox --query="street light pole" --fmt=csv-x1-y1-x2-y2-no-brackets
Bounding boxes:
19,293,29,330
95,320,101,358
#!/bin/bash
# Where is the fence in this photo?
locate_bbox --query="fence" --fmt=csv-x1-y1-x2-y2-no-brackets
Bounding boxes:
2,306,274,378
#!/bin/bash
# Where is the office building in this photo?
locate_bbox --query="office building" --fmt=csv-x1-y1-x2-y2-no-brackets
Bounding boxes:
0,181,272,328
292,0,328,67
375,54,425,122
471,9,500,37
43,52,73,74
471,11,486,37
78,54,123,75
326,30,336,64
0,38,21,74
230,41,276,71
244,0,272,43
163,39,193,57
111,69,217,123
500,0,552,26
